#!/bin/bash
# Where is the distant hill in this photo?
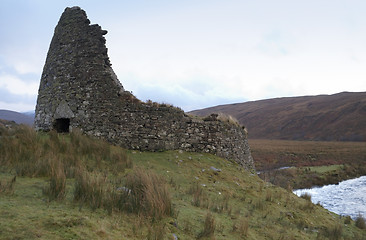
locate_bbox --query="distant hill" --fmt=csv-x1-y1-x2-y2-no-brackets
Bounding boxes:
190,92,366,141
0,110,34,126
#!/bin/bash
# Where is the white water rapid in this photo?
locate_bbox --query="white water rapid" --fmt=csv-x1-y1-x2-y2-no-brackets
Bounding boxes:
294,176,366,219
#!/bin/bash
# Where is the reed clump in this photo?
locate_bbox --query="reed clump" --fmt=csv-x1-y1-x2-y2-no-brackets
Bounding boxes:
198,212,216,239
188,182,209,208
43,155,67,201
124,168,173,221
232,217,249,236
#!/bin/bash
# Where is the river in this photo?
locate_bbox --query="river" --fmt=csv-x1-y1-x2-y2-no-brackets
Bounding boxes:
293,176,366,219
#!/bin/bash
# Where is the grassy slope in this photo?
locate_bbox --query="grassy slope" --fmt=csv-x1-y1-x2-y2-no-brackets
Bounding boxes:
1,128,365,239
250,139,366,189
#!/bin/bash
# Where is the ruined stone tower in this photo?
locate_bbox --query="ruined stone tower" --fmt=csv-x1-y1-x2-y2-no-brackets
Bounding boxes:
35,7,123,133
35,6,255,170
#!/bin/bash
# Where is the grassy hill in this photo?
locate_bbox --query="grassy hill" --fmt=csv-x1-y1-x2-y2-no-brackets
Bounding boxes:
190,92,366,142
1,125,365,239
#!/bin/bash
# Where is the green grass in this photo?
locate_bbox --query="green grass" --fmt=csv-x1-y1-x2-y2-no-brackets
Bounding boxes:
0,125,365,239
309,164,344,173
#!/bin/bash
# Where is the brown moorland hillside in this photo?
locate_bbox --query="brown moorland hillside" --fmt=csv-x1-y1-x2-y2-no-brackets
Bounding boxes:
0,110,34,126
190,92,366,141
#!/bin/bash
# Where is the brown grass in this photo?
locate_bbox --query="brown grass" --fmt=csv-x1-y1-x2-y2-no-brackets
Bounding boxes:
0,125,131,178
147,223,166,240
232,217,249,236
198,212,216,239
73,170,109,210
188,182,209,208
0,176,16,195
43,155,66,201
124,168,172,221
210,193,231,214
320,223,343,240
300,192,312,201
217,113,241,127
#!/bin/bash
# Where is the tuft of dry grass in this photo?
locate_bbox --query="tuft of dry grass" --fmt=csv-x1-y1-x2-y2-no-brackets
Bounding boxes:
147,223,166,240
232,217,249,236
124,168,172,221
110,151,132,174
73,170,110,210
265,189,274,202
321,223,343,240
210,193,231,214
217,113,241,127
43,155,66,201
0,176,16,195
252,198,265,211
300,192,312,201
188,182,209,208
73,167,172,220
198,212,216,239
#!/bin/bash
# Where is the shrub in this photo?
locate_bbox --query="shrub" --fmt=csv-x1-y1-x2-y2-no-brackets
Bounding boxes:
355,214,366,229
198,212,216,239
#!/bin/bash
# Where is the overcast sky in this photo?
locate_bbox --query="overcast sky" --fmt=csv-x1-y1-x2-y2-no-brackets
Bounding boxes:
1,0,366,112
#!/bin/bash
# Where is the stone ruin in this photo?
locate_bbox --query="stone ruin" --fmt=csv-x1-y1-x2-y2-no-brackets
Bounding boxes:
34,6,255,170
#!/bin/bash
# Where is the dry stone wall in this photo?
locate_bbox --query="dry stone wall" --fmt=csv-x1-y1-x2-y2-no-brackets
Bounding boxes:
34,7,255,170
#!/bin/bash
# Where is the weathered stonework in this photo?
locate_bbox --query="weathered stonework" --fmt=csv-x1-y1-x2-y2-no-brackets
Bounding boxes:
35,6,255,170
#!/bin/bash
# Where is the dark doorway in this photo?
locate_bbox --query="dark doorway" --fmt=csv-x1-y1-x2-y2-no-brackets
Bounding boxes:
54,118,70,133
